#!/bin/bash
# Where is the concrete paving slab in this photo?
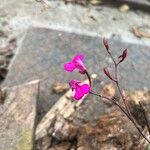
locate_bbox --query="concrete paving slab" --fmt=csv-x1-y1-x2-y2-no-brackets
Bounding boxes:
1,0,150,48
2,27,150,119
0,80,39,150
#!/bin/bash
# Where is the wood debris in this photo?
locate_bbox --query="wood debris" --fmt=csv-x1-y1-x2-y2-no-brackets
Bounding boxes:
77,107,137,150
52,115,78,141
36,90,150,150
36,74,96,140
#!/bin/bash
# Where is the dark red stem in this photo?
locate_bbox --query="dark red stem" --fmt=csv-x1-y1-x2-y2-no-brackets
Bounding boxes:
90,90,150,143
105,49,150,143
85,70,92,87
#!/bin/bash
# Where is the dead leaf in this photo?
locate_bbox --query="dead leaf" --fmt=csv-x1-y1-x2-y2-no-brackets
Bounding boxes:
100,83,116,100
132,25,150,38
52,82,69,94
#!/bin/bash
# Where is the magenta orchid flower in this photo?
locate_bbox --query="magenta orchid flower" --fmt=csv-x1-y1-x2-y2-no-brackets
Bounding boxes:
69,79,90,100
64,53,86,74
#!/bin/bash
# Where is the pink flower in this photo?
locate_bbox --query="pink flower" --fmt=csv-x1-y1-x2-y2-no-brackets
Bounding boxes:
64,54,86,74
69,79,90,100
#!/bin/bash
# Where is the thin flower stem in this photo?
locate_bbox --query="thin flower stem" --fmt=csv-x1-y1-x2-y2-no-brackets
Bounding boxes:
115,64,118,81
106,49,150,143
90,91,132,122
107,50,138,120
90,91,150,143
85,70,92,87
108,51,116,65
115,79,143,138
116,82,133,117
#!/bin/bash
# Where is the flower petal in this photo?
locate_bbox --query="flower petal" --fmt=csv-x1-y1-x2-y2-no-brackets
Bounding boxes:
74,88,84,100
73,53,85,62
74,58,86,73
64,62,76,72
80,84,90,94
64,54,86,74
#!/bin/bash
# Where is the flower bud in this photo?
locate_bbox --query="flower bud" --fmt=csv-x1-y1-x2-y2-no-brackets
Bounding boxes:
104,68,113,80
103,38,109,51
118,49,127,64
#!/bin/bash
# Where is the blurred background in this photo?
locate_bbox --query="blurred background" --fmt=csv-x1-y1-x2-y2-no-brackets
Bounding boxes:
0,0,150,150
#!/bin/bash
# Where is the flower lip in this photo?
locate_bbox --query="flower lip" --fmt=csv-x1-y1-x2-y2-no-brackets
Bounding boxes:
64,53,86,74
69,79,90,100
72,54,85,62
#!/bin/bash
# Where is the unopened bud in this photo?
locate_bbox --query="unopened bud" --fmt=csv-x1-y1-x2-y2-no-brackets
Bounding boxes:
118,49,127,64
103,38,109,51
104,68,113,80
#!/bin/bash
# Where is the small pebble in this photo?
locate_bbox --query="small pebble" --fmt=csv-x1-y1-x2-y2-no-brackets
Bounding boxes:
119,4,130,12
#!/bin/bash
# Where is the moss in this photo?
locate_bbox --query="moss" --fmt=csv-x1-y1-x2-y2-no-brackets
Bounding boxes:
147,144,150,150
15,128,33,150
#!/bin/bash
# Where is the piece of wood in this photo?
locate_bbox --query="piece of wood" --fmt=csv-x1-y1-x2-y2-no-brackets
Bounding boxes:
36,74,96,140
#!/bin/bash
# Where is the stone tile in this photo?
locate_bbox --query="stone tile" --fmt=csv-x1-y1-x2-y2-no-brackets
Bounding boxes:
0,80,39,150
